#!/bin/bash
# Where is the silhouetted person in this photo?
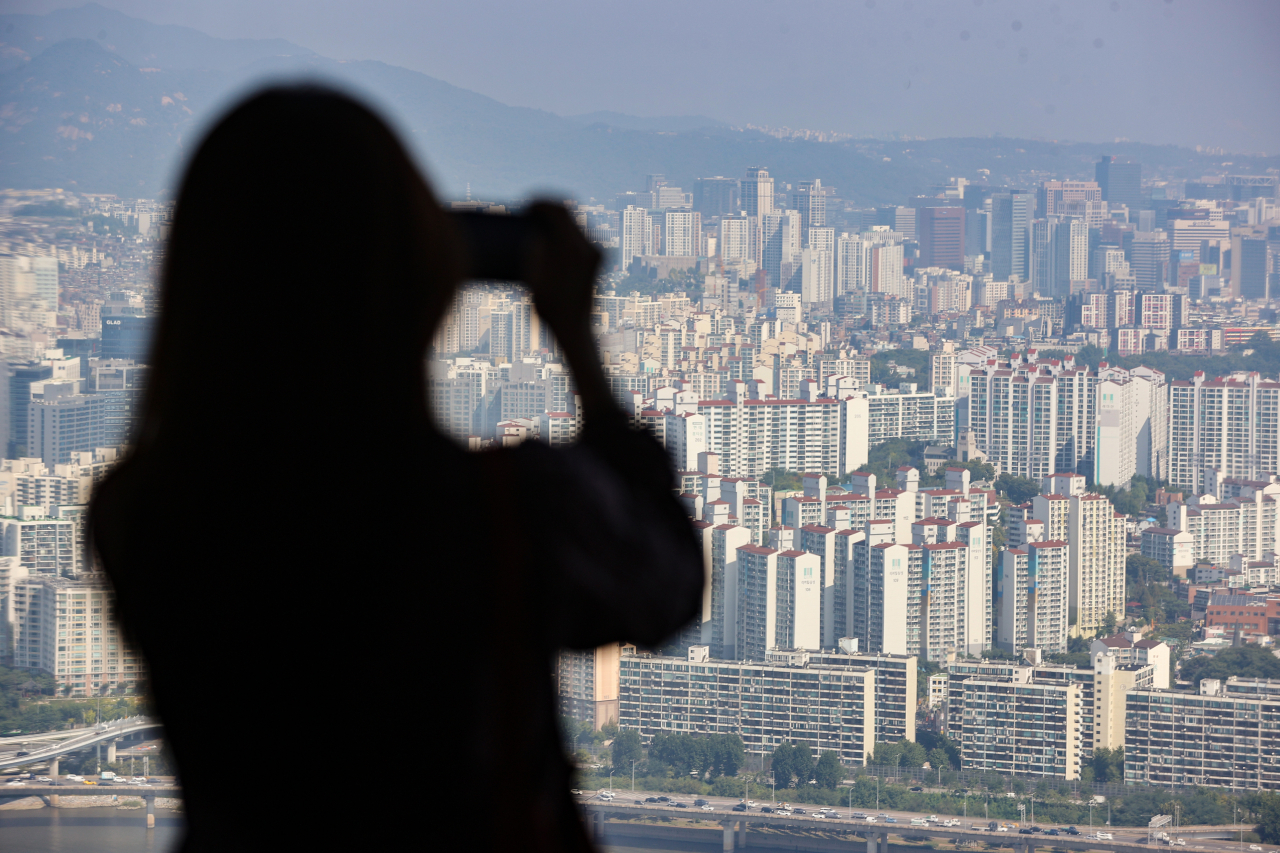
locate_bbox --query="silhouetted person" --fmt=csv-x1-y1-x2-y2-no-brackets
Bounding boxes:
91,87,703,852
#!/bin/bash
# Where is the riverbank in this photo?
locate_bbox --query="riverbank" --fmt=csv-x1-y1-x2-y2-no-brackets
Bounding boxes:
0,796,181,811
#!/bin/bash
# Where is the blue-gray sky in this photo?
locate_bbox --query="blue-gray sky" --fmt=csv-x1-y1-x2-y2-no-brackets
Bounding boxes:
9,0,1280,153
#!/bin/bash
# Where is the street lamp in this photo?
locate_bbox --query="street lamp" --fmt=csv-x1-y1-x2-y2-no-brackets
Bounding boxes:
632,760,639,793
1018,803,1025,828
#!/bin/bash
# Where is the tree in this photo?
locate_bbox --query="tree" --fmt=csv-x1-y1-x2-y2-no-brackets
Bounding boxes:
1091,746,1125,783
1127,553,1168,586
815,750,844,789
927,748,952,772
763,468,804,493
771,742,796,787
711,733,745,778
611,728,642,771
996,473,1041,504
949,458,996,483
1181,646,1280,686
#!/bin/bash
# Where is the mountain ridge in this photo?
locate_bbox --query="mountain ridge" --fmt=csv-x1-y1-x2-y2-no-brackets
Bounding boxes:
0,5,1276,203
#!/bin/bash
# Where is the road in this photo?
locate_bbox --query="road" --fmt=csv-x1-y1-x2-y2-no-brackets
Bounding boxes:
574,787,1269,853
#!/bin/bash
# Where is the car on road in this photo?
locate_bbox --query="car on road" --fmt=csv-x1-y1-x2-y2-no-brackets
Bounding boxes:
910,786,924,792
1097,832,1114,840
675,802,688,808
1249,846,1262,851
732,804,747,812
1019,829,1034,835
657,796,670,802
746,800,756,807
926,815,939,823
81,780,96,785
66,775,83,782
776,810,792,816
1047,829,1060,836
701,805,714,812
988,822,999,831
885,817,898,823
694,799,708,806
5,780,25,787
570,789,582,795
15,751,29,757
645,797,660,803
812,812,827,819
1065,827,1080,835
793,808,806,815
36,777,50,783
760,806,773,813
911,818,928,826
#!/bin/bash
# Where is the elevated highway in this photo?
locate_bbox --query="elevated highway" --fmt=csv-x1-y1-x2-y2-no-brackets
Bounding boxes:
581,801,1254,853
0,717,162,772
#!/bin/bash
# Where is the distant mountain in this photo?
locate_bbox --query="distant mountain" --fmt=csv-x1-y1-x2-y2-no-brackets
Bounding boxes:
0,5,1276,204
0,3,314,72
564,111,727,134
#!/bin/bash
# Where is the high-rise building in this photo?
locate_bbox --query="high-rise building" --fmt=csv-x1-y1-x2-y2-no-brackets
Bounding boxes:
1238,236,1270,300
761,209,801,289
1168,371,1280,494
791,179,827,236
662,210,702,257
6,572,145,696
1051,216,1088,298
953,669,1082,779
740,167,775,218
693,176,740,217
998,540,1070,655
718,216,751,262
1130,230,1169,291
990,192,1031,282
555,643,621,730
1096,364,1168,483
1038,181,1102,217
916,207,966,269
1096,156,1143,212
619,205,653,269
836,228,905,298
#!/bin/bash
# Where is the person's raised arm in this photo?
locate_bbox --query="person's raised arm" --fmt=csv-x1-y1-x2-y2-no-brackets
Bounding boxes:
523,202,625,435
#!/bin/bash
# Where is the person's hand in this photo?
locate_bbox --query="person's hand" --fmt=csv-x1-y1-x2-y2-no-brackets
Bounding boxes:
523,201,602,340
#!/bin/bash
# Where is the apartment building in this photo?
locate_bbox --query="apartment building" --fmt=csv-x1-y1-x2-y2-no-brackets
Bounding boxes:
998,540,1070,655
618,646,878,765
810,649,918,743
952,670,1082,779
1168,372,1280,494
735,545,821,661
556,642,622,730
967,354,1098,481
1095,364,1168,485
1166,487,1280,565
8,572,143,696
1125,677,1280,789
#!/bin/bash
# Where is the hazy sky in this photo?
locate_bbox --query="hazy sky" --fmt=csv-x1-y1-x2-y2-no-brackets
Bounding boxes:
11,0,1280,153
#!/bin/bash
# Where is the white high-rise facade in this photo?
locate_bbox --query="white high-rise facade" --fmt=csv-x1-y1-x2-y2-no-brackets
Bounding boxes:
762,209,801,289
1168,372,1280,495
662,210,702,257
718,216,751,262
619,205,653,269
998,540,1070,655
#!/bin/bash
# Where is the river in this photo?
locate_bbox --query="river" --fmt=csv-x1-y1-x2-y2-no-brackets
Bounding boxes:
0,808,710,853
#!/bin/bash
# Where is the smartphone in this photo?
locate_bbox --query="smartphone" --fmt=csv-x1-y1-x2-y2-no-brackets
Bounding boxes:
450,210,531,282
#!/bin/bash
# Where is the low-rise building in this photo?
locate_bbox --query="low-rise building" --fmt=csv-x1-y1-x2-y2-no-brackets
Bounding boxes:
1125,677,1280,789
618,646,878,765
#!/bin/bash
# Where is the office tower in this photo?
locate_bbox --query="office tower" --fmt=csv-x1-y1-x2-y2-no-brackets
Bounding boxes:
718,216,751,262
1030,218,1056,294
965,209,990,256
1168,371,1280,494
89,359,147,448
875,206,916,240
1096,156,1143,212
791,179,827,237
1130,230,1169,291
662,210,702,257
7,361,51,458
761,209,801,289
1051,216,1088,298
990,192,1031,282
693,176,739,217
26,381,106,466
30,256,58,313
619,205,653,269
1238,236,1270,299
998,540,1069,655
740,167,775,217
1038,180,1102,216
916,207,966,269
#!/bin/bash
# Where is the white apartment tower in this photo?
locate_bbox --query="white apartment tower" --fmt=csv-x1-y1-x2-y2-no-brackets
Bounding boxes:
620,206,654,269
1168,372,1280,494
